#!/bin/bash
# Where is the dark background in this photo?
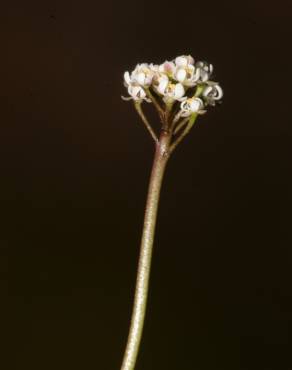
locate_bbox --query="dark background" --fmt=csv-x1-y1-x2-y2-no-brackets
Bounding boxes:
1,0,292,369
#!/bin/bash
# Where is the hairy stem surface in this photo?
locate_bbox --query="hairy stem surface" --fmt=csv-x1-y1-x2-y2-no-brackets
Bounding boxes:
120,130,171,370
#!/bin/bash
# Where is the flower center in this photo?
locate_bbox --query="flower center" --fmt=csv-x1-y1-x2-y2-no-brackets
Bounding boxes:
167,83,176,93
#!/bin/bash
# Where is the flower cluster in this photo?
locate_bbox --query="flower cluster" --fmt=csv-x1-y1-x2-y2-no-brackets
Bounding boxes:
123,55,223,117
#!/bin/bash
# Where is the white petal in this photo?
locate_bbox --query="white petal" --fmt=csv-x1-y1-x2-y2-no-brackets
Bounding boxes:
136,72,146,85
175,68,187,82
124,71,131,85
189,100,199,111
128,85,137,96
193,68,201,82
157,75,168,93
190,98,203,112
202,86,213,97
201,71,209,82
180,100,189,111
128,85,144,100
214,85,223,99
157,79,168,95
174,83,185,99
137,87,146,99
175,56,188,67
121,95,132,101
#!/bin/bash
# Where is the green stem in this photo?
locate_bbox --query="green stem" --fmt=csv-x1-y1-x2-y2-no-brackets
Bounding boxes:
169,113,198,155
120,130,171,370
134,103,158,143
173,117,189,135
145,88,164,118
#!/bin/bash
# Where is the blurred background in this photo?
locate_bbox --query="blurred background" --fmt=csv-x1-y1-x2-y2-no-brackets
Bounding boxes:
1,0,292,369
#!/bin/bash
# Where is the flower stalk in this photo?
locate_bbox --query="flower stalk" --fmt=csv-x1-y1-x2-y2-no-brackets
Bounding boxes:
120,54,223,370
120,130,171,370
134,102,158,143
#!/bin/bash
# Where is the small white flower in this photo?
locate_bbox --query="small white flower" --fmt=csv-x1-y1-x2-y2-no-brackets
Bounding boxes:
123,65,154,102
133,64,154,86
180,97,205,117
202,82,223,105
174,65,200,87
156,75,185,102
169,55,200,87
195,61,213,82
124,64,154,88
122,84,151,102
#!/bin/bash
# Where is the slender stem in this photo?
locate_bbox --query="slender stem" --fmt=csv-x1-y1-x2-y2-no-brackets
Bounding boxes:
170,110,183,132
164,102,173,130
169,114,198,155
173,117,189,135
134,103,158,143
120,130,171,370
145,88,164,118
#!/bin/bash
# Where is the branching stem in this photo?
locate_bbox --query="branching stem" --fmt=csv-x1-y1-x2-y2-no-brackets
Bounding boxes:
134,103,158,143
145,88,164,118
173,117,189,135
169,114,198,155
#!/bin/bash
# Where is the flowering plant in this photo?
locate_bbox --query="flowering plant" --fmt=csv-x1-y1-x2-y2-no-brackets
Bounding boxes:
120,55,223,370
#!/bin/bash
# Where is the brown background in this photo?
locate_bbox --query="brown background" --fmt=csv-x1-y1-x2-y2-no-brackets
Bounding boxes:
1,0,292,369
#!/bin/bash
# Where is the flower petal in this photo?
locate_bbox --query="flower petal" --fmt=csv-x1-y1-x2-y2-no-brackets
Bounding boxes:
121,95,132,101
175,56,188,67
214,85,223,99
136,72,146,85
124,71,131,85
190,98,203,112
202,86,213,97
157,77,168,95
174,83,185,99
175,68,187,82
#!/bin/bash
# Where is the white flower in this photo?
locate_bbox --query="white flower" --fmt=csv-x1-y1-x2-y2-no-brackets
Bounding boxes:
202,82,223,105
133,64,154,86
174,64,200,87
122,83,151,102
195,61,213,82
168,55,199,87
124,64,154,88
123,66,153,102
156,75,185,102
122,55,223,108
180,97,205,117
